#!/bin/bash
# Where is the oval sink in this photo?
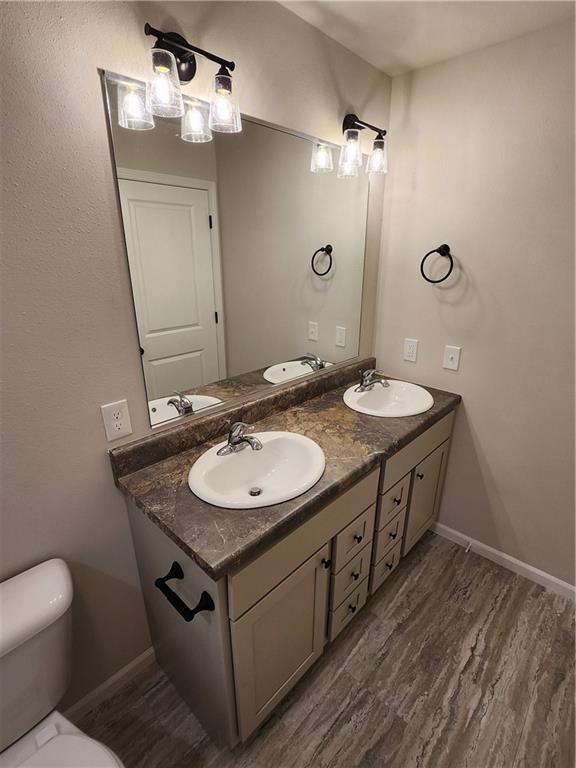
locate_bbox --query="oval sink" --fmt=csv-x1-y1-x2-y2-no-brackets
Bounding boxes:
148,395,222,426
263,360,333,384
343,380,434,418
188,431,325,509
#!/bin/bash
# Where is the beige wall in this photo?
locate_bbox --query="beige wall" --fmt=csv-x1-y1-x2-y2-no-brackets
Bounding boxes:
0,1,391,705
375,23,574,584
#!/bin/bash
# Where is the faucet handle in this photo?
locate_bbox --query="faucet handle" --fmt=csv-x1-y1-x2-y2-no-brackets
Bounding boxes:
229,421,254,439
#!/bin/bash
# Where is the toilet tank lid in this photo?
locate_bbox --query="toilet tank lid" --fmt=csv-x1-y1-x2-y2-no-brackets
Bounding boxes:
0,558,73,658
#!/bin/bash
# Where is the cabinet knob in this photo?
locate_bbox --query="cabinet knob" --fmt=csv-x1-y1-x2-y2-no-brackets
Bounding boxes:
321,558,331,569
348,604,357,614
393,496,401,505
353,534,363,544
386,561,394,571
351,571,360,581
389,532,397,540
416,472,424,480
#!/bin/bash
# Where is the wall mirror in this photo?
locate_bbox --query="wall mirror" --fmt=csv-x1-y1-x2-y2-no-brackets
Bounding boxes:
102,71,371,427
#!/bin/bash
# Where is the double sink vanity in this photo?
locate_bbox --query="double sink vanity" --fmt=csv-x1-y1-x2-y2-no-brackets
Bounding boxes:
110,358,460,747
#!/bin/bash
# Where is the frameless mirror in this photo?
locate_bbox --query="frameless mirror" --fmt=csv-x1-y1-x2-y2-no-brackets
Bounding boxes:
102,72,370,427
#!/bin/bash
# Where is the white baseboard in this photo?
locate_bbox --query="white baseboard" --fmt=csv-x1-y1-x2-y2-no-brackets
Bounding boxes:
65,647,156,723
432,522,575,602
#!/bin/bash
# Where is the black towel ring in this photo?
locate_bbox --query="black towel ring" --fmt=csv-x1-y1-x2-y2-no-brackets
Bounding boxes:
311,244,333,277
420,244,453,284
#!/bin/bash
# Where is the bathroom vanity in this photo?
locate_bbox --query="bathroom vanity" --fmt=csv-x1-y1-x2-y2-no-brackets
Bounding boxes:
110,359,460,747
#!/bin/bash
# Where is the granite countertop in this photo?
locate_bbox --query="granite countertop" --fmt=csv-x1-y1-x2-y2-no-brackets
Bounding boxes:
119,381,461,581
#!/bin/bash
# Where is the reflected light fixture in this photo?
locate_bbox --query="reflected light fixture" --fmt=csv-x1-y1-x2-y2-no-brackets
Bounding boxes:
337,128,362,178
118,82,154,130
181,99,212,143
310,143,334,173
339,114,388,178
144,23,241,134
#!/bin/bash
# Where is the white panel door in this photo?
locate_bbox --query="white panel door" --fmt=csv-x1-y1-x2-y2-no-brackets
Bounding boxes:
119,180,220,399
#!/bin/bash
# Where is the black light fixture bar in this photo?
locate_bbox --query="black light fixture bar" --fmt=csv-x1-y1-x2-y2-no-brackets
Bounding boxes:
144,23,235,82
342,113,387,137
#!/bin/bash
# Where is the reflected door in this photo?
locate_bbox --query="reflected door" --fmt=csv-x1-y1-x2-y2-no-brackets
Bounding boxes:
119,180,221,399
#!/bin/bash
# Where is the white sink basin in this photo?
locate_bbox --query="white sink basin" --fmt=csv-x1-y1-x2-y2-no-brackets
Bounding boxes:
343,380,434,418
263,360,333,384
188,431,325,508
148,395,222,426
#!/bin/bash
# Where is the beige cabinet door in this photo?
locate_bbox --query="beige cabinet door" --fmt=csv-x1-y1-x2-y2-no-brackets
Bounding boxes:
404,441,450,554
230,544,330,741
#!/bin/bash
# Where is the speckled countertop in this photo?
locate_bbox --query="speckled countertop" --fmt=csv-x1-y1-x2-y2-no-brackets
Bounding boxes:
118,382,461,581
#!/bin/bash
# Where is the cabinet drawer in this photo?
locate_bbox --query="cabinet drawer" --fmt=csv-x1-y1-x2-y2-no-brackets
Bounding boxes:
373,508,406,564
332,504,375,573
377,474,410,528
370,540,402,594
328,577,369,642
330,543,371,609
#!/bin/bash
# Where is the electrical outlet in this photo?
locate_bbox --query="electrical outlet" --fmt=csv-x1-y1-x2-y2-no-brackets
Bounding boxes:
443,345,462,371
101,399,133,442
308,321,319,342
403,338,418,362
335,326,346,348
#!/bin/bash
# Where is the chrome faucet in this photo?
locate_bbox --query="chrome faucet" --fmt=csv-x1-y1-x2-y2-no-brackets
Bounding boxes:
217,422,263,456
355,369,390,392
166,391,194,416
298,353,326,372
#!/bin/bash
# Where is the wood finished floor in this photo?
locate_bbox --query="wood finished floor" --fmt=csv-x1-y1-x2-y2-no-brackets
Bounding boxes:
79,533,575,768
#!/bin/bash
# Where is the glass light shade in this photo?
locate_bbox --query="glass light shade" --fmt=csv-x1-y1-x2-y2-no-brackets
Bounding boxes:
337,129,362,178
366,137,388,175
209,72,242,133
117,83,154,130
181,100,212,143
147,48,184,118
310,143,334,173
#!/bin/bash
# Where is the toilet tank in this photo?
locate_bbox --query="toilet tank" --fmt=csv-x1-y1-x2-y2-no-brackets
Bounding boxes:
0,559,73,752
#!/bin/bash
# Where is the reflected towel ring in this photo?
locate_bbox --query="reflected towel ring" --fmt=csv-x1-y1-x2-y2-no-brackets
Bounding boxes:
311,244,333,276
420,244,453,284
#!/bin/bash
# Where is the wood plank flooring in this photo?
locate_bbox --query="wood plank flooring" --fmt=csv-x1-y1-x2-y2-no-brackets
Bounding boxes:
79,533,575,767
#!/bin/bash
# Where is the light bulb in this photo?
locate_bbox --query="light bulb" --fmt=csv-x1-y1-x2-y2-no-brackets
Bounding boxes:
147,48,184,118
338,129,362,178
181,100,212,143
117,83,154,130
366,135,388,175
209,70,242,133
310,143,334,173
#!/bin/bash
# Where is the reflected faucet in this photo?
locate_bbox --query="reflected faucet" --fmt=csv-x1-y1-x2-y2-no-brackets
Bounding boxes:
167,391,195,416
217,422,263,456
355,369,390,393
298,353,326,372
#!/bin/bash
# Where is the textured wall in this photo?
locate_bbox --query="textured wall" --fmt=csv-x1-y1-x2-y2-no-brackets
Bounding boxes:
375,23,574,583
0,1,390,705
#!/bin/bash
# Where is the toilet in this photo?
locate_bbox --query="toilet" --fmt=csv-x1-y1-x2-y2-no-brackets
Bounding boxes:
0,559,124,767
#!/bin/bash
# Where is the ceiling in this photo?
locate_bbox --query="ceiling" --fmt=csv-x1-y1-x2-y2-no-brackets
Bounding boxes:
281,1,575,75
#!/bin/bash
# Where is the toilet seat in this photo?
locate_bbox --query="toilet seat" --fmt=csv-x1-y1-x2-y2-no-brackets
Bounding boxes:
18,734,122,767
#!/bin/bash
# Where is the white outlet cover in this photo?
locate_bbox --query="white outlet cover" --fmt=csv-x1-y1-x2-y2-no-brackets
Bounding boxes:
101,399,133,442
403,338,418,362
443,345,462,371
308,321,319,342
335,326,346,348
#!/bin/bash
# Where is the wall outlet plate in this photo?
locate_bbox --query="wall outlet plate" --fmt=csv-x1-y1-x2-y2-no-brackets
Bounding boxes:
443,345,462,371
335,326,346,348
308,321,319,342
403,338,418,362
101,399,133,441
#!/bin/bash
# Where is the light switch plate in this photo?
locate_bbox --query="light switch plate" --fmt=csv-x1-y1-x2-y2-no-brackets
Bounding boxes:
101,399,133,441
443,345,462,371
403,338,418,362
308,321,319,342
335,326,346,348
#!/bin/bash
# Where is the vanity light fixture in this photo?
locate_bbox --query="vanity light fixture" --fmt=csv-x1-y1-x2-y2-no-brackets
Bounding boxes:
339,114,388,178
147,48,184,118
117,82,154,130
181,99,212,143
144,23,241,133
310,143,334,173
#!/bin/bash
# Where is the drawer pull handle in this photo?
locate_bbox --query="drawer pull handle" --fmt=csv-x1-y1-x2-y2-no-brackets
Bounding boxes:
348,604,357,614
155,562,215,623
416,472,424,480
351,571,360,581
321,558,332,569
393,496,402,505
386,561,394,571
389,532,398,540
353,534,363,544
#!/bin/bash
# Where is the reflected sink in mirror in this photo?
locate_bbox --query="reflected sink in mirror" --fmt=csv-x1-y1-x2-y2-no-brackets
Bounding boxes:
148,395,222,427
263,360,333,384
188,432,325,509
343,380,434,418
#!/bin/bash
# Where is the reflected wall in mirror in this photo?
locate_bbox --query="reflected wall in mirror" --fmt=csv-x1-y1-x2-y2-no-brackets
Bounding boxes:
102,72,370,427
